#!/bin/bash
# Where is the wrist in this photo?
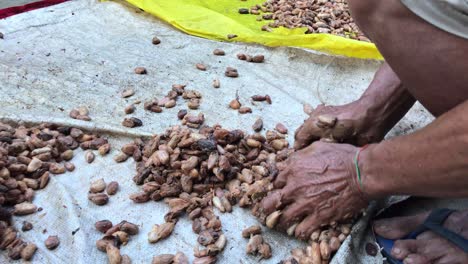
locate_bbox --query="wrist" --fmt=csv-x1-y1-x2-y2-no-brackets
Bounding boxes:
357,143,389,199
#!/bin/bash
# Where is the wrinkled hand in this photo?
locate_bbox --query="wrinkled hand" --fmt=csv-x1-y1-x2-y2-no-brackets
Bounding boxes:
294,103,385,150
261,142,368,240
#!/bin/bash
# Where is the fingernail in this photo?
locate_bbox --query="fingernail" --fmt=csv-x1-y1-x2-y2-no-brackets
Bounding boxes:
404,257,414,264
392,247,401,255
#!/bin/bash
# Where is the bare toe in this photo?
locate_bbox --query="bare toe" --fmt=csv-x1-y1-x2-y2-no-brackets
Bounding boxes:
392,239,419,260
374,212,429,239
403,253,429,264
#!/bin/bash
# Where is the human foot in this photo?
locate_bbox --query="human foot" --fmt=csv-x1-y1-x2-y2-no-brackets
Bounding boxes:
374,209,468,264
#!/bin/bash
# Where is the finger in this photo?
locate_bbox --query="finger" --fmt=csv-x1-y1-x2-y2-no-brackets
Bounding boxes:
273,169,288,189
294,121,320,150
403,253,430,264
261,190,284,216
294,211,330,240
392,239,419,260
276,201,311,232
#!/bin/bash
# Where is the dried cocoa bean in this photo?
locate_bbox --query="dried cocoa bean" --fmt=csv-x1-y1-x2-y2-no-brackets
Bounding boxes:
95,220,113,233
106,181,119,195
88,193,109,205
134,67,147,74
152,37,161,45
122,117,143,128
238,107,252,114
152,254,174,264
90,178,106,193
44,235,59,250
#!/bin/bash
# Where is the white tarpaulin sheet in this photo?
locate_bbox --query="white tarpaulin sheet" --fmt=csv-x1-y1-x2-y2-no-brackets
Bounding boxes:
0,0,435,263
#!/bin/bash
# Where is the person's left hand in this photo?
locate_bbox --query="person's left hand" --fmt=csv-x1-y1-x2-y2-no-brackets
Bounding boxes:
260,142,369,239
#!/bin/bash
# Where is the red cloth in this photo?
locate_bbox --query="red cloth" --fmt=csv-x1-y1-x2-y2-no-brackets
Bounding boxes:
0,0,69,19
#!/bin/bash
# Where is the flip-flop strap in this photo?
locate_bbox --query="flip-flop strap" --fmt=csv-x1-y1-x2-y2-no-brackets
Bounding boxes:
412,208,468,253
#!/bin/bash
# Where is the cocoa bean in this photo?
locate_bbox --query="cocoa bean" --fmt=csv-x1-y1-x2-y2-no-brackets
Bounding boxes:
106,244,122,264
124,104,136,114
173,252,189,264
88,193,109,205
212,79,220,88
120,221,139,235
242,225,262,238
121,88,135,98
85,151,95,163
13,202,37,215
64,162,75,171
152,37,161,45
266,210,281,228
134,67,147,74
252,118,263,132
213,49,225,56
21,221,33,231
95,220,113,233
196,63,207,71
122,117,143,128
152,254,174,264
148,222,175,243
106,181,119,195
20,243,37,260
90,178,106,193
44,235,59,250
238,107,252,114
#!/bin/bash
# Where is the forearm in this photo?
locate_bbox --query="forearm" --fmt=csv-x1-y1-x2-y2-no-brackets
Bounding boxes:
362,99,468,198
357,62,416,133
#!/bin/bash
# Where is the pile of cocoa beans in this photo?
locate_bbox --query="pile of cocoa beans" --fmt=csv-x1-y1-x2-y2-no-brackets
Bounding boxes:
123,123,356,263
0,122,108,261
245,0,369,41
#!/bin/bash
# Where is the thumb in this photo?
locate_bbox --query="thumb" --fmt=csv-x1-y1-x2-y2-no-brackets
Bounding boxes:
294,121,319,150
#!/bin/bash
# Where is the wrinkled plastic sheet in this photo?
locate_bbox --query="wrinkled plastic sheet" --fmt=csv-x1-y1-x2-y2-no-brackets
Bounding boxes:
0,0,433,263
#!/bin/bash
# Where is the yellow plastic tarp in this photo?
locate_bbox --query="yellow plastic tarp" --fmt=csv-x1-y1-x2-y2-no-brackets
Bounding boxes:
124,0,383,60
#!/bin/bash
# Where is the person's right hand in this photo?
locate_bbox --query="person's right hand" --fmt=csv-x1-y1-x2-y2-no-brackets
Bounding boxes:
294,103,385,150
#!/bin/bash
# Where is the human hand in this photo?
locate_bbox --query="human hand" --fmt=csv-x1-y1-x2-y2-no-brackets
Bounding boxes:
260,142,368,239
294,103,385,150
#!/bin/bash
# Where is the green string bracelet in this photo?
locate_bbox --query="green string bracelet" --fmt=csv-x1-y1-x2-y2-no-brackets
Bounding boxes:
354,145,369,190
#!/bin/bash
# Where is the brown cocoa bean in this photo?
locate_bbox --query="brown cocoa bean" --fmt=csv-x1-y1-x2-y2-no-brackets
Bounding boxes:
64,162,75,171
124,104,136,114
152,36,161,45
252,118,263,132
238,107,252,114
95,220,113,233
90,178,106,193
45,235,59,250
106,244,122,264
266,210,281,228
134,67,147,74
212,79,220,88
21,221,33,231
196,63,207,71
20,243,37,260
148,222,175,243
152,254,174,264
122,117,143,128
88,193,109,205
242,225,262,238
106,181,119,195
14,202,37,215
121,221,139,235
